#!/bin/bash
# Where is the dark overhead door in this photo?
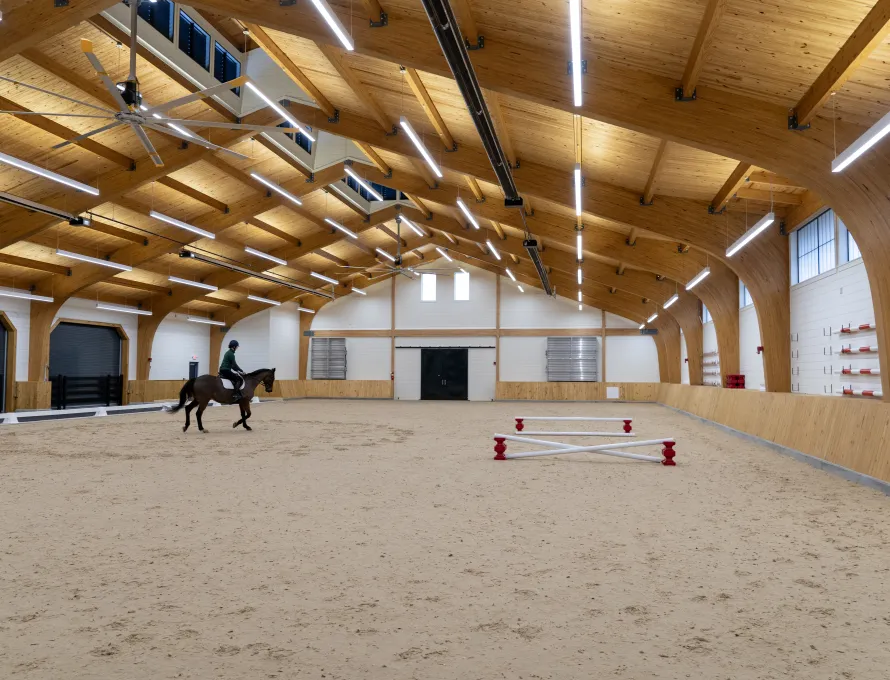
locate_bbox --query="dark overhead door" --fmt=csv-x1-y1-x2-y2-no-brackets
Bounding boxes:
420,348,468,400
49,323,123,409
0,322,7,413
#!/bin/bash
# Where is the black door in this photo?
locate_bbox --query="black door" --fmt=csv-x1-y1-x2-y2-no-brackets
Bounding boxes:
0,321,7,413
420,348,468,400
49,322,122,409
189,361,199,379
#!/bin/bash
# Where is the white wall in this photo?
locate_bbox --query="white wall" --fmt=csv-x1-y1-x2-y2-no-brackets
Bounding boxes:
222,310,272,370
499,337,549,382
791,259,879,396
702,321,719,386
393,337,497,401
269,303,300,379
150,314,210,380
680,332,689,384
0,296,31,381
500,282,602,329
605,336,659,382
739,304,765,391
313,278,391,330
395,264,496,329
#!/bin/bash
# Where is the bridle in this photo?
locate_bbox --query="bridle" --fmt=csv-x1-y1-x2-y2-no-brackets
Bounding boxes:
262,371,275,393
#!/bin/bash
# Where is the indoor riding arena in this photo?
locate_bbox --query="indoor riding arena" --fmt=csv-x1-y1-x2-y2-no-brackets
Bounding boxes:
2,1,890,678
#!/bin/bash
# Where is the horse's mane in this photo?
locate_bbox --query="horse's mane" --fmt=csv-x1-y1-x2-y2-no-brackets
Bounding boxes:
245,368,274,377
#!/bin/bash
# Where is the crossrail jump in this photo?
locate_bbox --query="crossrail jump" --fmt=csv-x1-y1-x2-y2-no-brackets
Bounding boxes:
493,433,677,465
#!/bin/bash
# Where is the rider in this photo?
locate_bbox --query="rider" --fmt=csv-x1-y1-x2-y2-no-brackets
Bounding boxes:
219,339,245,402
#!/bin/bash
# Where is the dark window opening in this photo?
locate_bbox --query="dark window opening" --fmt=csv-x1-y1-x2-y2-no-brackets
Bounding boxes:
124,0,174,40
276,121,313,153
179,11,211,71
213,42,241,95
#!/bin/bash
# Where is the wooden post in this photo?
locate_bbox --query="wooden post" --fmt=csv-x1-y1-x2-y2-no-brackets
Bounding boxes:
601,309,607,383
298,310,313,380
496,274,501,389
390,274,396,399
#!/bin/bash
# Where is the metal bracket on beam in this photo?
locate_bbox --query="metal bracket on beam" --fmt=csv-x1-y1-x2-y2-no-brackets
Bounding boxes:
305,172,315,183
370,11,388,28
639,196,654,206
787,112,810,131
444,142,458,153
567,60,587,75
779,220,788,236
674,87,696,102
383,169,393,179
475,196,486,204
707,204,725,215
466,35,484,50
385,125,399,137
128,159,136,172
328,109,340,124
180,141,189,150
279,0,296,5
625,237,636,247
54,0,69,6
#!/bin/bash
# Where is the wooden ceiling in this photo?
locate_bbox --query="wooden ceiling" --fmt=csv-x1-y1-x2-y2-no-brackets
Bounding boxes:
0,0,887,331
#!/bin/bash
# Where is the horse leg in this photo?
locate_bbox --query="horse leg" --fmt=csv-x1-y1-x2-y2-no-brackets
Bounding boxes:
183,401,197,432
196,401,209,433
241,401,252,431
232,404,245,429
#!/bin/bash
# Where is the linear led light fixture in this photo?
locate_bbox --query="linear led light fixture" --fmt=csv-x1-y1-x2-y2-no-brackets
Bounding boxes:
248,294,281,306
250,173,303,206
577,267,582,285
56,248,131,271
647,313,659,323
574,164,583,216
517,285,524,293
0,286,53,303
685,266,711,291
664,293,679,309
351,287,368,296
456,198,480,229
435,247,453,262
569,0,583,106
328,182,367,212
325,217,358,239
832,108,890,173
0,150,99,195
375,247,396,262
726,212,775,257
297,307,316,314
151,112,192,139
0,191,89,225
344,166,383,200
310,271,339,285
245,246,287,266
150,210,215,239
399,116,443,179
179,250,334,299
244,81,315,141
524,239,553,296
309,0,354,51
169,275,218,292
577,290,582,302
576,232,583,260
188,316,225,326
486,240,501,260
96,302,151,316
639,322,646,330
401,216,426,237
505,268,516,282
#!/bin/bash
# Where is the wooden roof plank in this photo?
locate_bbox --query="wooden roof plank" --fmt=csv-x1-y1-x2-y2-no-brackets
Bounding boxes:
316,43,392,133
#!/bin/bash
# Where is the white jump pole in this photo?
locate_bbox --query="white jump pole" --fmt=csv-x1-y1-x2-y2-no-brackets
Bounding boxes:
515,416,633,433
493,434,676,464
517,430,636,437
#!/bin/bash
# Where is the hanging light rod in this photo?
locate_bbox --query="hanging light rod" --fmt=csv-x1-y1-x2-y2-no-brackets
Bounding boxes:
308,0,354,51
179,249,334,299
250,172,303,206
569,0,584,107
96,302,151,316
832,108,890,173
486,239,501,260
245,246,287,266
663,293,679,309
244,82,315,140
0,191,89,225
726,212,775,257
325,217,358,239
168,275,218,292
375,247,396,262
297,307,316,314
685,266,711,291
56,249,131,271
0,150,99,196
149,210,215,239
456,198,480,229
351,287,368,296
505,268,516,282
647,313,659,323
310,271,339,285
399,117,443,179
247,294,281,306
344,166,384,200
188,316,225,326
0,286,53,303
435,247,453,262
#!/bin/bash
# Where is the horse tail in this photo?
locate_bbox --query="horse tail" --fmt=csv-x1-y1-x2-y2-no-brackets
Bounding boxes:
167,378,196,413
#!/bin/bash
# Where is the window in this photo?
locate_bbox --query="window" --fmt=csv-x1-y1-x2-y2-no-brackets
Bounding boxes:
213,42,241,95
795,210,835,283
702,305,712,323
343,176,399,201
847,231,862,262
420,273,436,301
310,338,346,379
454,271,469,301
740,282,753,308
133,0,174,40
276,122,313,153
179,11,211,71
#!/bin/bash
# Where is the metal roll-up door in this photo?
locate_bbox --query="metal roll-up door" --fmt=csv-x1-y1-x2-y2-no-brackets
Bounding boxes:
546,336,599,382
0,321,7,413
310,337,347,379
49,322,123,408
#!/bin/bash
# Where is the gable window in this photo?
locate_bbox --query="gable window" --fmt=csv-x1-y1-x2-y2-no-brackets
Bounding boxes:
213,42,241,95
276,122,313,153
454,271,470,301
794,210,835,283
133,0,174,40
702,305,712,324
178,11,211,71
847,231,862,261
421,273,436,302
739,282,753,308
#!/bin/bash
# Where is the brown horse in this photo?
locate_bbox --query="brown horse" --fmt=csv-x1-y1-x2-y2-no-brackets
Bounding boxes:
168,368,276,433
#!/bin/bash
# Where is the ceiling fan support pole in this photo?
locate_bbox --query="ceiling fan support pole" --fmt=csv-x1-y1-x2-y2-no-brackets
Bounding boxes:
128,0,139,83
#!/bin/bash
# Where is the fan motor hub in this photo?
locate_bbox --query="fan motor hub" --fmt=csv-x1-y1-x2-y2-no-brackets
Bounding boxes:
116,80,142,109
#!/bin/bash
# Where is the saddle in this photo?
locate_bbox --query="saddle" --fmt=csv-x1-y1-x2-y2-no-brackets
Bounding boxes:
219,376,243,391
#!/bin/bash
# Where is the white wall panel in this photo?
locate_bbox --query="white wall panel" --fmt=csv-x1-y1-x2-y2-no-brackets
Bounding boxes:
499,337,549,382
222,311,271,371
346,338,391,380
55,298,138,376
269,303,300,379
395,263,496,329
605,313,640,329
312,278,391,330
150,314,210,380
500,282,602,329
680,332,689,384
0,296,30,380
468,348,496,401
605,336,659,382
393,336,496,400
739,305,765,391
702,321,718,355
394,349,420,400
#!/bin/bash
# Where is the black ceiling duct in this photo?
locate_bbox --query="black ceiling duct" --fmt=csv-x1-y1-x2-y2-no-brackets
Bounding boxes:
524,240,553,296
420,0,521,205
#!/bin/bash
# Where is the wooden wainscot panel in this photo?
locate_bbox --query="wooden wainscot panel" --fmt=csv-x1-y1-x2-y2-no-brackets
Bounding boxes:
304,380,393,399
129,380,185,403
268,380,306,399
496,382,660,401
14,381,51,410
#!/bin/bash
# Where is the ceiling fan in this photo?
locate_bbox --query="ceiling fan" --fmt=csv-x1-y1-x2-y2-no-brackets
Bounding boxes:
0,0,310,167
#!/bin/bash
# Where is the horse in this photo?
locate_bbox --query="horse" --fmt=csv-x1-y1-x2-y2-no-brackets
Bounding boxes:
168,368,276,433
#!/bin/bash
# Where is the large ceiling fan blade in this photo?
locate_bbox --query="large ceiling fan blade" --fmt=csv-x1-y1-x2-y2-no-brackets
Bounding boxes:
81,39,131,112
141,76,248,117
0,110,115,120
0,75,117,114
144,123,250,161
158,118,310,135
51,121,125,150
129,123,163,167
